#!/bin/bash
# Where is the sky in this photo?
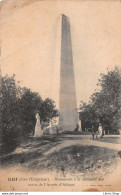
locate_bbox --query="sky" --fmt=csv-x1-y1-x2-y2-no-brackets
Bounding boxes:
1,0,121,108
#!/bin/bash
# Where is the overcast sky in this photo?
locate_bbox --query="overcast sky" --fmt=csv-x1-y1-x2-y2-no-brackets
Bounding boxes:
1,0,121,108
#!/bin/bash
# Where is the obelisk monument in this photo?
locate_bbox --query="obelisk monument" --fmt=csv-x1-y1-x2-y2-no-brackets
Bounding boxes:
59,14,78,131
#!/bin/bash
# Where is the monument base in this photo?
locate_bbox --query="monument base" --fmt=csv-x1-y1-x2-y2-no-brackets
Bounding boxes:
59,108,78,132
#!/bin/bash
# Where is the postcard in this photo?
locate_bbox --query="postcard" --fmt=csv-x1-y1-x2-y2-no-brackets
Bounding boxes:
0,0,121,192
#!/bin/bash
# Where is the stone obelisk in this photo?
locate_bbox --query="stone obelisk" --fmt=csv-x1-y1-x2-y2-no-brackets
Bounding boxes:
59,14,78,131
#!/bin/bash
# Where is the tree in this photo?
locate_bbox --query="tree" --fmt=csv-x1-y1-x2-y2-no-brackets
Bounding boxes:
19,92,58,134
0,74,58,153
18,87,43,135
0,74,22,152
79,66,121,133
1,75,20,136
39,98,58,123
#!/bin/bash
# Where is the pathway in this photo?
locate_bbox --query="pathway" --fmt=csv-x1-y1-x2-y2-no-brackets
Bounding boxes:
44,135,121,156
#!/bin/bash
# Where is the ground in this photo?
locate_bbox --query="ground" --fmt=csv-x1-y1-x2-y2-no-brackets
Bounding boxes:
0,133,121,178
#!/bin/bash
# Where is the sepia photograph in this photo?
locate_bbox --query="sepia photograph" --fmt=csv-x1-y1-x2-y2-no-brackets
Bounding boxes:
0,0,121,192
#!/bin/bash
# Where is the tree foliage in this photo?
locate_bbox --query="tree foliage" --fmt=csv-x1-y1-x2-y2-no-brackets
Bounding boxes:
79,66,121,132
39,98,58,123
0,74,58,152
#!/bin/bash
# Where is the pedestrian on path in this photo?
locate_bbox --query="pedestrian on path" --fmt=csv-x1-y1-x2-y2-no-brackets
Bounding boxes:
91,125,95,140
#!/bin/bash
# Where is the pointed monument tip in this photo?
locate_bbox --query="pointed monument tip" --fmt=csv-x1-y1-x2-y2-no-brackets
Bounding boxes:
61,14,70,21
61,14,67,18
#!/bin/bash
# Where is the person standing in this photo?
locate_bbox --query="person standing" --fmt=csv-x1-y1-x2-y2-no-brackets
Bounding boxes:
98,123,103,138
91,125,95,140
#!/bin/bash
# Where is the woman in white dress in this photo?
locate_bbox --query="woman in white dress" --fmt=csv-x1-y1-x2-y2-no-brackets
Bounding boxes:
34,113,42,137
98,123,103,138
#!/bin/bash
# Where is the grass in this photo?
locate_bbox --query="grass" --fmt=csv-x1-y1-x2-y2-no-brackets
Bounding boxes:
0,134,120,178
30,145,118,177
0,136,61,167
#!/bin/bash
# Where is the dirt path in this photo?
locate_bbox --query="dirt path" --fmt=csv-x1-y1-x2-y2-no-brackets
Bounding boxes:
1,134,121,182
44,135,121,156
